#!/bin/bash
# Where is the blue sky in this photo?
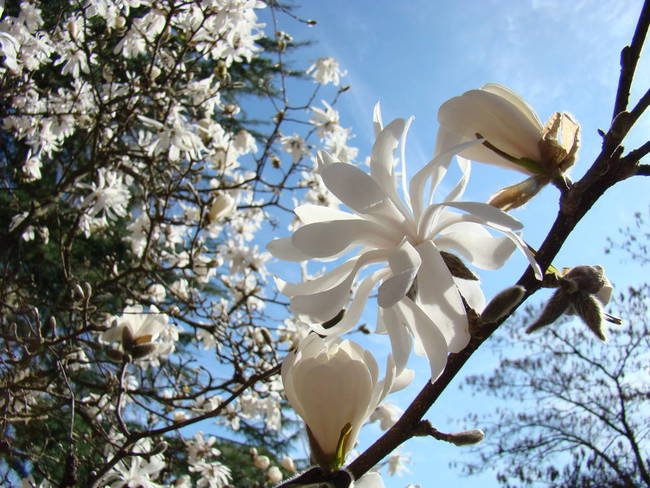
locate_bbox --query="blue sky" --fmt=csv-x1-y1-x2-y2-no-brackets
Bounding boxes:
264,1,648,486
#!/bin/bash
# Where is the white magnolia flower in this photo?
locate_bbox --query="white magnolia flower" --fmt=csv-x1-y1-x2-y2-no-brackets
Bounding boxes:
269,105,541,379
436,83,580,210
101,304,173,360
189,460,232,488
306,56,346,86
207,192,236,224
281,335,396,471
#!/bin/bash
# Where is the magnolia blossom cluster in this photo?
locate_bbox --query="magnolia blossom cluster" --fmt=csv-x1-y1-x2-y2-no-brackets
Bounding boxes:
1,1,362,486
270,85,598,478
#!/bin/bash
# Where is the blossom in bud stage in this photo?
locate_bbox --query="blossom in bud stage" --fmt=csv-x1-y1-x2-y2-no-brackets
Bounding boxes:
447,428,485,446
267,465,283,483
280,456,296,473
269,105,540,380
253,454,270,470
281,335,396,471
436,83,580,210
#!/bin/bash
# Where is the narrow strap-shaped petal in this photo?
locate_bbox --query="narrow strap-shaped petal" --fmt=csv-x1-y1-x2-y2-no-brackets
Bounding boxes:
290,249,390,322
310,269,388,336
410,139,482,223
291,219,399,258
294,204,359,224
372,102,383,137
443,156,471,203
266,236,311,262
320,162,387,214
395,297,449,382
380,305,413,375
415,240,470,353
275,259,358,297
377,239,422,308
434,222,516,270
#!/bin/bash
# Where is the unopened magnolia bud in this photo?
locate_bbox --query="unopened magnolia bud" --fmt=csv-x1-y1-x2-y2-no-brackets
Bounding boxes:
249,447,258,457
73,284,85,300
526,289,570,334
267,465,283,483
481,286,526,324
82,282,93,300
280,455,296,473
115,15,127,30
449,429,485,446
572,293,607,341
253,454,270,470
440,251,478,280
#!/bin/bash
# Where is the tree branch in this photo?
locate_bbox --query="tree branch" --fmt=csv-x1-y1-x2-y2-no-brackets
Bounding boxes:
612,0,650,119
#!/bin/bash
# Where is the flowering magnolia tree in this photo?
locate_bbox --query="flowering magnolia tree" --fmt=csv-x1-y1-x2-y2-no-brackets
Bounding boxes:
0,0,648,487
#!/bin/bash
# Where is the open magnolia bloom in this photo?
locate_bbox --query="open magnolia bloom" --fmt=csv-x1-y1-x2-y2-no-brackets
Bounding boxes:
281,334,397,471
436,83,580,210
269,106,541,380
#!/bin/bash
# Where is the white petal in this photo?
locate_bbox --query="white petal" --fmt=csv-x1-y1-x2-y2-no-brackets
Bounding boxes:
266,237,311,262
372,102,383,137
437,201,524,231
290,249,390,322
435,222,516,269
370,118,405,193
294,204,358,224
481,83,543,130
390,367,415,393
380,305,413,374
416,241,469,353
437,88,543,164
409,139,482,222
377,240,422,308
455,277,486,313
291,220,398,258
310,269,387,336
443,156,471,203
396,298,449,382
320,163,387,214
275,259,357,297
354,472,385,488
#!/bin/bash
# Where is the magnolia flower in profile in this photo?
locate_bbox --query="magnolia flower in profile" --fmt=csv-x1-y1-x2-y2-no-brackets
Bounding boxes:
436,83,580,210
269,106,541,380
281,335,396,471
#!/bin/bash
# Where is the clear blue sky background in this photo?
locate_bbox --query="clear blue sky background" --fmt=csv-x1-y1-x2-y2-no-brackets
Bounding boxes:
264,1,649,486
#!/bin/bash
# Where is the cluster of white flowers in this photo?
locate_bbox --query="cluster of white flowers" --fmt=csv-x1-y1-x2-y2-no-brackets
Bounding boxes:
2,0,363,486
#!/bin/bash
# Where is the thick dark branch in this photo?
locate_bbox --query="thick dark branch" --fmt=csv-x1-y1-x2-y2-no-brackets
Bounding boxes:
612,0,650,119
